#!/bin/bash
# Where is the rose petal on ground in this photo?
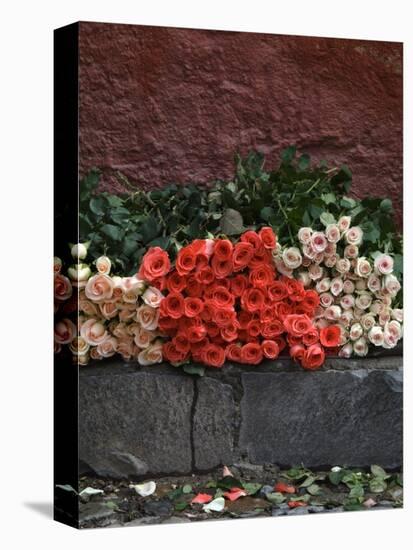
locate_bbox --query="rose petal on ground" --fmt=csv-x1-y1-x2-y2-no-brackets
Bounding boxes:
79,487,104,497
191,493,213,504
288,500,307,508
223,488,247,501
222,465,234,477
363,498,377,508
274,482,296,494
129,481,156,497
203,497,225,513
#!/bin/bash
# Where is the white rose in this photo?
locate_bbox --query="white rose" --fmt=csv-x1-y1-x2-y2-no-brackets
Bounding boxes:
69,336,90,356
319,292,334,307
324,254,338,268
298,227,312,244
71,242,88,260
385,320,403,340
370,300,384,315
383,274,401,297
355,292,372,310
96,256,112,275
354,257,372,278
336,258,351,274
316,278,331,293
345,226,363,246
282,247,302,269
391,309,403,322
368,326,384,346
342,280,355,294
340,294,355,310
340,309,354,326
374,254,394,275
344,245,359,259
302,243,317,260
85,273,114,303
330,277,344,297
350,323,363,341
68,263,92,282
311,232,328,253
120,276,146,295
324,305,342,320
338,343,353,358
274,258,294,277
367,273,381,293
361,314,375,331
297,271,311,287
353,337,368,356
308,264,324,281
338,216,352,232
133,327,156,349
325,224,341,243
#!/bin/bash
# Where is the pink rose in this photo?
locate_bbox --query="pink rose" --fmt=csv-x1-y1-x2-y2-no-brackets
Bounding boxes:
80,318,109,346
374,254,394,275
311,232,328,253
142,286,164,308
97,336,118,358
338,216,351,232
54,274,73,302
344,226,363,246
54,318,76,345
96,256,111,275
99,301,118,320
85,274,114,303
325,224,341,243
69,336,90,356
298,227,312,244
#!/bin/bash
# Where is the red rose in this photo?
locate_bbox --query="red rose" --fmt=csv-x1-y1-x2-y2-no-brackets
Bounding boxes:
249,264,275,289
185,275,203,297
273,302,293,319
260,305,275,323
261,319,284,338
221,323,239,342
258,227,276,250
301,344,325,370
230,274,248,297
160,292,185,319
268,281,288,302
176,245,197,276
283,314,313,337
240,342,263,365
274,336,287,352
233,242,255,272
287,333,303,347
303,328,319,346
185,320,207,343
320,325,341,347
213,239,233,261
211,255,233,279
173,334,190,353
213,308,236,328
163,342,188,364
195,266,215,285
290,344,306,362
166,271,187,293
301,290,320,312
226,343,242,362
208,285,234,309
241,288,266,312
240,230,261,250
184,297,204,318
201,344,226,368
262,340,280,359
190,338,208,355
157,316,178,334
247,320,261,339
284,278,305,301
138,247,171,282
248,246,272,268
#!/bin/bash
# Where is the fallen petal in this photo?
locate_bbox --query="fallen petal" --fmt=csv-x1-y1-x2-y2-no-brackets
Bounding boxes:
203,497,225,513
363,498,377,508
79,487,104,497
223,488,247,501
274,482,296,494
129,481,157,497
191,493,213,504
288,500,307,508
222,465,234,478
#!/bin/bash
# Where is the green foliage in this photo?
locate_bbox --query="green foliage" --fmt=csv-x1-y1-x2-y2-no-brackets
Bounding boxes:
79,150,402,275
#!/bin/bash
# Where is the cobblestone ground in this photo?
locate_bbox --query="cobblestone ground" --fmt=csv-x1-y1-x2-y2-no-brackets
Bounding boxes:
75,464,403,528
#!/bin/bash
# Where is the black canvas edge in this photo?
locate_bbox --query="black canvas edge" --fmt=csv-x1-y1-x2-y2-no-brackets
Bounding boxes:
53,22,80,529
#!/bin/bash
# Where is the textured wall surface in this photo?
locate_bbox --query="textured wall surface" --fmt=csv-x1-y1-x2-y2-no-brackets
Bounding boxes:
79,22,403,227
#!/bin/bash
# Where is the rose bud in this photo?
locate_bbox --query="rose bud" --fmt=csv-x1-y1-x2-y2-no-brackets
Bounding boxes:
68,263,92,282
298,227,312,244
338,342,353,358
70,242,89,260
53,257,62,274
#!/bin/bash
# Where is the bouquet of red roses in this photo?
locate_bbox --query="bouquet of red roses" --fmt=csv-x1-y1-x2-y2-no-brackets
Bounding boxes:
137,227,341,370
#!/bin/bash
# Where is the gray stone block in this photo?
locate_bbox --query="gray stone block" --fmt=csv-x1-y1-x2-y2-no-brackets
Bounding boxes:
79,370,193,477
193,378,236,470
239,367,402,469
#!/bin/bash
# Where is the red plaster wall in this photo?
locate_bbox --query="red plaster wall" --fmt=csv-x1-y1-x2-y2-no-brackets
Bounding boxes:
79,22,403,228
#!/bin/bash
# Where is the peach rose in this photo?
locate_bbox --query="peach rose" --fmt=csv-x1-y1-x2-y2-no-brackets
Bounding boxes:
133,327,156,349
96,255,111,275
78,353,90,366
80,318,109,346
54,318,76,345
112,322,130,339
136,304,160,331
54,274,73,302
138,341,163,366
79,295,100,317
85,273,114,302
99,301,118,320
118,304,137,322
117,337,135,360
142,286,164,308
97,336,118,358
69,336,90,356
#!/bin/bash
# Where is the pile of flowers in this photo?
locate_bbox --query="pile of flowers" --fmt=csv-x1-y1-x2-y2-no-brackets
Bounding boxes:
55,219,402,370
272,217,403,357
54,244,166,366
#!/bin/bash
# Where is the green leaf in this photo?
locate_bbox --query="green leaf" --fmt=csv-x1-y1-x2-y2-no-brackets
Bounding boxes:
320,212,336,226
243,483,262,496
123,238,139,256
281,146,296,164
300,476,316,488
89,196,106,216
266,492,286,504
321,193,336,205
140,217,160,244
340,196,357,209
182,484,193,494
219,208,244,235
380,199,393,212
349,485,364,498
260,206,275,222
217,476,244,490
110,207,130,224
370,465,389,479
307,484,321,496
182,365,205,376
298,153,310,171
174,501,188,512
369,478,387,493
101,224,123,241
328,470,344,486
